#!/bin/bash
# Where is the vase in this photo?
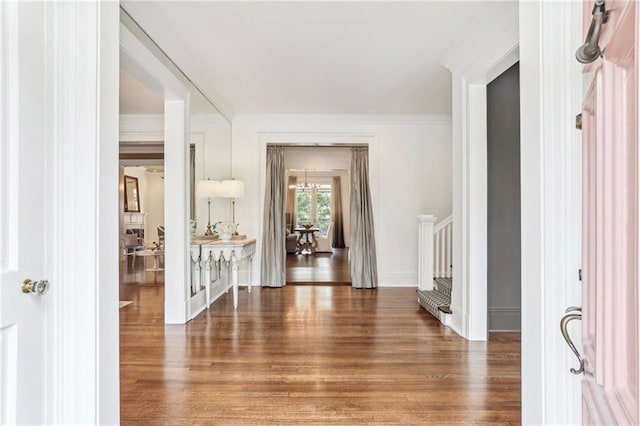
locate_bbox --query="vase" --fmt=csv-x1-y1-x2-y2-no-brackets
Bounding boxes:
220,232,232,242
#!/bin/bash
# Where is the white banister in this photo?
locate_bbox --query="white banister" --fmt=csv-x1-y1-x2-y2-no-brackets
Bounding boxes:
417,215,437,290
433,215,453,278
418,214,453,289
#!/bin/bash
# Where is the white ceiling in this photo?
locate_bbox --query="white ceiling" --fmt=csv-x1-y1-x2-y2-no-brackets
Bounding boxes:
120,1,497,116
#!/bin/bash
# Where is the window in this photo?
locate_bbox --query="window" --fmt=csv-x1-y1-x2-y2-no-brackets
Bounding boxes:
296,183,332,235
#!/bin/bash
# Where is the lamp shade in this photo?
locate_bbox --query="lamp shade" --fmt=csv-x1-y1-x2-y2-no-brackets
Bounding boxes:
219,179,245,198
196,179,221,198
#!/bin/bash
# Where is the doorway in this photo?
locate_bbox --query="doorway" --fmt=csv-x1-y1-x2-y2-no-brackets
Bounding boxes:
284,147,350,285
486,62,521,332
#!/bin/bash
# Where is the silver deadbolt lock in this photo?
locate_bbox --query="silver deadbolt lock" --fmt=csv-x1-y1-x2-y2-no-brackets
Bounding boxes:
22,279,49,296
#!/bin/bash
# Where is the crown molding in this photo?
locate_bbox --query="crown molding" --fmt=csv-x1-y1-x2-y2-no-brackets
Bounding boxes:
441,1,519,83
233,113,451,126
119,113,163,124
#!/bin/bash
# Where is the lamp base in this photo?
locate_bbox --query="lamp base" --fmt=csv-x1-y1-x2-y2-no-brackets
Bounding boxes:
204,224,214,236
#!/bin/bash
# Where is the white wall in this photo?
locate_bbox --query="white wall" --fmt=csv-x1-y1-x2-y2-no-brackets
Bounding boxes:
232,114,452,286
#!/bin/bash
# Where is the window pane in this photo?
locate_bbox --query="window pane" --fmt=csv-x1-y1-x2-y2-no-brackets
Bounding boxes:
296,190,312,227
316,185,331,235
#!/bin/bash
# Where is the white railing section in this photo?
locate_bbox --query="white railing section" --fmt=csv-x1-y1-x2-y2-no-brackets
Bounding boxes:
433,215,452,278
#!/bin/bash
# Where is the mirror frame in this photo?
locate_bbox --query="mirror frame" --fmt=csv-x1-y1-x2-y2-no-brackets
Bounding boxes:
124,175,141,212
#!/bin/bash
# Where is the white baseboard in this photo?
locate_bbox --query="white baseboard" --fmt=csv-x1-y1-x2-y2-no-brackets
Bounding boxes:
377,272,417,287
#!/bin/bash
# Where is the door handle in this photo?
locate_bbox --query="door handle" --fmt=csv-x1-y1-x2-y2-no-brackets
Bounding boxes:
575,0,609,63
560,308,584,375
21,279,49,296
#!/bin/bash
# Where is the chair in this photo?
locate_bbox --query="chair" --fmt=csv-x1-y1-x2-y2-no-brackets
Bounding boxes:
121,234,145,266
157,225,165,248
315,222,334,253
284,213,298,254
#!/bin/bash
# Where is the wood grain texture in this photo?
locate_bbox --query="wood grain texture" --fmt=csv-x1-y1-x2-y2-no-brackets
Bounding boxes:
286,248,351,284
120,261,521,424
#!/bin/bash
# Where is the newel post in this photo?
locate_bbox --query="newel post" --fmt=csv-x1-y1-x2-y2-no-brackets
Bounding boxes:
417,215,437,291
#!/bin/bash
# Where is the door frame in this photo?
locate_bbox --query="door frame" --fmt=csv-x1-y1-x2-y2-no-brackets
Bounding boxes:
443,0,584,423
43,2,120,423
255,133,379,287
441,1,519,342
519,1,584,424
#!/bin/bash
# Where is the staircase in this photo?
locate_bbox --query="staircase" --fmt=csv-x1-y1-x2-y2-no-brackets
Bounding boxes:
416,215,452,324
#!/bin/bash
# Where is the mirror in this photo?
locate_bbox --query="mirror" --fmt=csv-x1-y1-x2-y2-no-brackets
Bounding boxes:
190,85,232,239
124,175,140,212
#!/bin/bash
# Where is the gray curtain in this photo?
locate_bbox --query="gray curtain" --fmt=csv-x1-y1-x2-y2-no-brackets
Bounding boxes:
349,147,378,289
332,176,345,248
286,175,297,230
261,146,287,287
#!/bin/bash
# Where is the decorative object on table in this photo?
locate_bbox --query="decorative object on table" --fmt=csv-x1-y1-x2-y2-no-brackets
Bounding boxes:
303,223,313,229
218,179,245,235
190,219,197,236
196,179,221,236
215,221,237,241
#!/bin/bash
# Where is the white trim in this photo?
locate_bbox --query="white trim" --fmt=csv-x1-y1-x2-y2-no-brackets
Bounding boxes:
441,2,519,84
376,274,418,287
44,1,120,423
96,2,121,422
164,99,190,324
0,1,18,273
233,113,451,126
519,1,583,424
443,1,519,343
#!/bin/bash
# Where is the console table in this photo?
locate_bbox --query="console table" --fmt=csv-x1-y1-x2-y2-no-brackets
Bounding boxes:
200,238,256,310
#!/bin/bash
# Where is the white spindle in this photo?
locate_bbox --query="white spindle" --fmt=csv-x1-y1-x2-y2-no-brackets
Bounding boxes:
435,231,441,278
431,215,453,279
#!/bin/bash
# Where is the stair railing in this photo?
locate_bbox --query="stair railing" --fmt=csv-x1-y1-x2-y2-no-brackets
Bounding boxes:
433,215,452,279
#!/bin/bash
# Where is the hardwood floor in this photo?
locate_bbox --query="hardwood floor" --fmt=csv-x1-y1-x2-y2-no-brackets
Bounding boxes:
120,260,521,425
286,248,351,284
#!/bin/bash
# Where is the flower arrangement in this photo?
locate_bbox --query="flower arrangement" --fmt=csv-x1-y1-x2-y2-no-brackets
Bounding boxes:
214,221,237,235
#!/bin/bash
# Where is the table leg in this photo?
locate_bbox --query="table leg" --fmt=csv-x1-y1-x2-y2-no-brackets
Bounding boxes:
203,254,211,308
247,256,252,293
231,253,238,310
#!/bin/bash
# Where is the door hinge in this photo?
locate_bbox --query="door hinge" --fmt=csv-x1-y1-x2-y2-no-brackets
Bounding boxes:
575,113,583,130
578,268,582,281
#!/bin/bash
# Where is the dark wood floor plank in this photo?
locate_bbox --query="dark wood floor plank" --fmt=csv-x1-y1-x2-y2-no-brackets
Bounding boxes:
120,260,521,424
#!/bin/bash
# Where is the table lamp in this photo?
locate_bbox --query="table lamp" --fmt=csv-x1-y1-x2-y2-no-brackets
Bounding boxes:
196,179,221,236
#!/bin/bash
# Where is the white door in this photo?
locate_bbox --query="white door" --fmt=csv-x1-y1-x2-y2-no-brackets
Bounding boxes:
578,0,639,423
0,2,50,424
